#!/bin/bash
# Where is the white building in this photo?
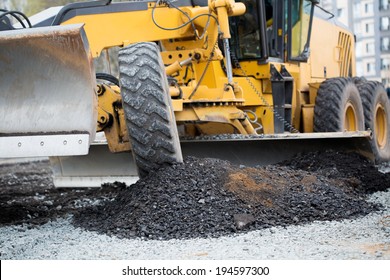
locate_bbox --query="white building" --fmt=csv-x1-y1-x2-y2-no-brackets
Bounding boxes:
320,0,390,89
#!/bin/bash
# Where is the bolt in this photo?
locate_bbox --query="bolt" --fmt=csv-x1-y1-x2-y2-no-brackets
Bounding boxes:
40,141,44,146
97,85,104,95
18,142,22,147
100,116,107,123
63,140,67,145
194,53,201,60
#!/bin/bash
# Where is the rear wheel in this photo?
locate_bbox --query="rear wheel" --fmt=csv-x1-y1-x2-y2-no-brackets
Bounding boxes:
314,77,364,132
358,81,390,163
118,42,183,177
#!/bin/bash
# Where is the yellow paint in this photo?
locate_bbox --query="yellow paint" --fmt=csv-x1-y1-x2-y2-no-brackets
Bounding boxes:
60,0,358,142
96,84,130,152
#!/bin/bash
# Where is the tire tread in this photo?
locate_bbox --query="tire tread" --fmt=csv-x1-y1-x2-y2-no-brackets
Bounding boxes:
118,42,183,177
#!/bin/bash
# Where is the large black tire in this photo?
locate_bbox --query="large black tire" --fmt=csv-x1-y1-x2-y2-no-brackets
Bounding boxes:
118,42,183,177
314,77,364,132
358,81,390,163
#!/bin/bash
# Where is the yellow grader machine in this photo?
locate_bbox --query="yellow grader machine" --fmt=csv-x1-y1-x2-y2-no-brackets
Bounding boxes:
0,0,389,187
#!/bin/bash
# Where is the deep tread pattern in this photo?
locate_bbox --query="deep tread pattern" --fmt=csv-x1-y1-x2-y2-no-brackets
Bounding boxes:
118,42,183,177
358,81,390,162
314,77,364,132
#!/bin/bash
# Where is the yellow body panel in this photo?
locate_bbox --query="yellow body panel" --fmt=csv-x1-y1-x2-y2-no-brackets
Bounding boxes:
309,17,356,79
60,0,357,139
63,4,201,57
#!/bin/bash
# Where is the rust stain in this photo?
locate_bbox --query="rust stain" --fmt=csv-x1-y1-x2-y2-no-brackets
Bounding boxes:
224,167,288,206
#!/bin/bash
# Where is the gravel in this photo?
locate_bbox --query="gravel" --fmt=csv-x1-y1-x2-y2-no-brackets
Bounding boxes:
0,190,389,260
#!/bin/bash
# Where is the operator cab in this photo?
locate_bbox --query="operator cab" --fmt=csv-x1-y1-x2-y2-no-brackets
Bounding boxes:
229,0,317,63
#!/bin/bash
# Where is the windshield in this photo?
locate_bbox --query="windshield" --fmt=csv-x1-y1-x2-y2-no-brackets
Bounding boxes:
229,0,264,60
289,0,312,60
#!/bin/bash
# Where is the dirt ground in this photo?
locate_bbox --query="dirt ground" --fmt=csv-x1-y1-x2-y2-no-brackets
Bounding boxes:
1,150,389,240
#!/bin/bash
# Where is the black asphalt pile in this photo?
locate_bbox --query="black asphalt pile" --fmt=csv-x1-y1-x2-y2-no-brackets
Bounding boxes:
73,158,244,240
279,151,390,193
73,152,388,240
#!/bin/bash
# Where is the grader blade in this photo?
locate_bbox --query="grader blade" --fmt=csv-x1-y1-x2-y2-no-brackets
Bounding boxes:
181,132,374,165
49,131,373,187
50,143,139,188
0,24,97,158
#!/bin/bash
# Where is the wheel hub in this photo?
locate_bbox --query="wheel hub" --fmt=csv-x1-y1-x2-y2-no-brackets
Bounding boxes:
344,102,358,131
375,103,387,149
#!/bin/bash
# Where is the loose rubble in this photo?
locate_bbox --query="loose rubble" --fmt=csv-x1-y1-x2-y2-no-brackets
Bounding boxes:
73,152,389,240
1,151,389,241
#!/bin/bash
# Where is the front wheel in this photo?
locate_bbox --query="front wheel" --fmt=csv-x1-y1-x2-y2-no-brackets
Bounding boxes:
358,81,390,163
118,42,183,177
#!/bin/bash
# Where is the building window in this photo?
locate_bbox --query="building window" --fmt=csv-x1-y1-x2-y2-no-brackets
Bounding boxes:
380,0,389,11
337,8,344,17
365,22,374,34
381,17,390,31
354,3,361,15
382,58,390,70
366,62,376,74
381,37,390,51
367,63,371,73
366,42,375,54
364,3,373,14
382,78,390,88
354,22,362,35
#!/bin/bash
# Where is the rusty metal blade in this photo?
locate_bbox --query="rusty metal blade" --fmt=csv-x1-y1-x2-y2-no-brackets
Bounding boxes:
0,24,97,157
